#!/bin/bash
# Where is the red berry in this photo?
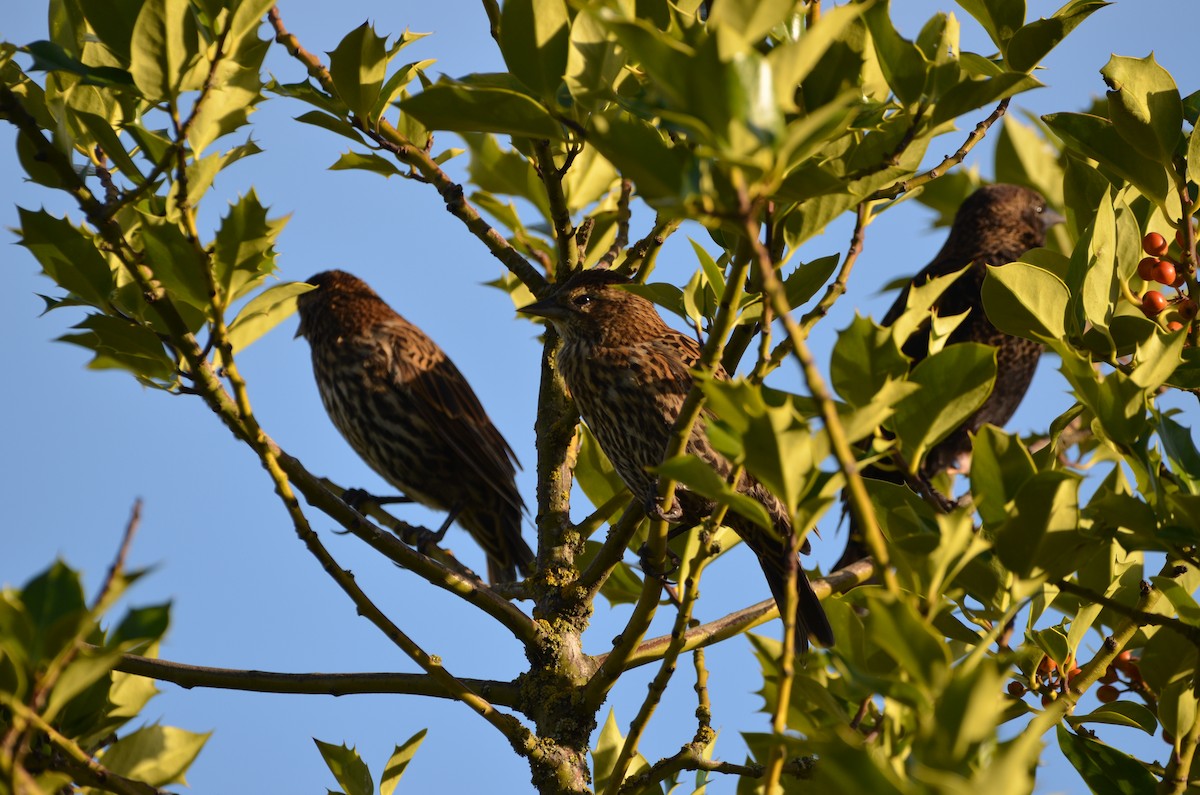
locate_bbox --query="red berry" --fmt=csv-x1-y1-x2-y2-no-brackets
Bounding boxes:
1173,271,1187,289
1143,232,1169,257
1180,300,1198,321
1099,667,1119,684
1007,681,1026,697
1041,692,1057,707
1067,667,1083,684
1152,260,1177,286
1168,321,1185,332
1147,261,1176,287
1143,291,1168,316
1138,257,1159,281
1097,684,1120,703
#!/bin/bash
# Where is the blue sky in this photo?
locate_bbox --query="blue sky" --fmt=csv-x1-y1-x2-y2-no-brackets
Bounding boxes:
2,1,1197,792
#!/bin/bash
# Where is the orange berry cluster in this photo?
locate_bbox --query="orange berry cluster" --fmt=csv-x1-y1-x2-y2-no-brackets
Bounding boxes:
1004,650,1144,709
1138,226,1196,332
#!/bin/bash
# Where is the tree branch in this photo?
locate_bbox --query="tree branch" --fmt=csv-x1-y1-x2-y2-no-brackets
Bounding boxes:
113,651,519,706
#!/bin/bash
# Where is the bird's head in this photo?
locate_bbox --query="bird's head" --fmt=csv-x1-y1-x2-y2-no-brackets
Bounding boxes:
520,269,665,345
952,184,1065,255
295,269,379,339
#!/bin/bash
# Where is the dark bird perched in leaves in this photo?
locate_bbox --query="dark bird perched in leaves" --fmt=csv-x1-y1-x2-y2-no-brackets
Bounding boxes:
836,183,1063,569
295,270,534,584
522,269,834,651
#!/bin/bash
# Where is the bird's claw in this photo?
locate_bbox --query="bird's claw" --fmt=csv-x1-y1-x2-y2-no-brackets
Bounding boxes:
647,498,684,523
637,542,681,583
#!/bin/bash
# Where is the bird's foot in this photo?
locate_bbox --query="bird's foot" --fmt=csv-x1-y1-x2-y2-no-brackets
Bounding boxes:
637,542,681,584
341,488,412,511
646,497,683,523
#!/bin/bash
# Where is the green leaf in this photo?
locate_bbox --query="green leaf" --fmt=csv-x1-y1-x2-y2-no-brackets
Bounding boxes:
22,561,87,655
44,647,124,722
1005,1,1109,73
698,378,826,516
79,0,143,63
981,260,1068,341
329,150,404,177
226,281,313,353
1056,724,1159,794
212,189,286,301
73,109,147,183
1058,350,1147,446
374,58,436,120
1101,53,1183,165
314,739,374,795
655,455,773,532
189,35,268,154
1068,701,1158,735
129,0,203,101
24,40,134,88
969,425,1036,528
463,133,552,223
830,314,908,409
1043,112,1169,207
499,0,570,99
380,729,427,795
592,709,650,795
101,725,211,787
861,590,951,691
403,80,563,140
994,471,1083,579
328,21,387,123
764,3,867,113
892,343,997,471
1158,678,1199,743
783,254,840,310
138,216,209,314
17,208,114,305
59,314,177,383
294,110,367,144
995,112,1064,206
864,2,928,105
954,0,1025,56
587,111,693,203
565,9,626,109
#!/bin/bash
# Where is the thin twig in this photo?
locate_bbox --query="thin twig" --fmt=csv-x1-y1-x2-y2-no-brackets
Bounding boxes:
92,499,142,611
868,98,1010,201
616,215,682,279
598,179,634,268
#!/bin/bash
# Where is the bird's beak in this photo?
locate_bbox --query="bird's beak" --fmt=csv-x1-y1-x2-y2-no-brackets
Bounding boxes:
520,296,568,320
1042,207,1066,231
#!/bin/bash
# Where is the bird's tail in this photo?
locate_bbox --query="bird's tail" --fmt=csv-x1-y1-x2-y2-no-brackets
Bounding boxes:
463,505,536,584
732,517,834,651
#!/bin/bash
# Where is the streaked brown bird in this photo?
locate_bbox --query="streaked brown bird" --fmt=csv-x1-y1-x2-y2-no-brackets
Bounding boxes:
836,183,1063,568
522,269,834,651
295,270,534,583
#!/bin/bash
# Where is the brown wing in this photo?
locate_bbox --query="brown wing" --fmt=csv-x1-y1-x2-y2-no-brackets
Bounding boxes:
383,318,525,514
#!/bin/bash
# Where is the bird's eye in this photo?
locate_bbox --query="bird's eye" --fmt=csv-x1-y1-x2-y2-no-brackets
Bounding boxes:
572,294,593,308
1035,205,1046,215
